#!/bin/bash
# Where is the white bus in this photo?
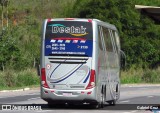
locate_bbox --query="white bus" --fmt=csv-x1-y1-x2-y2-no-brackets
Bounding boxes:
40,18,121,108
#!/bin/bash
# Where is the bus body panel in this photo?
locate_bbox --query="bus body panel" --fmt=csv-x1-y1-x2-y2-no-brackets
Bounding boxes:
40,18,120,105
44,57,92,90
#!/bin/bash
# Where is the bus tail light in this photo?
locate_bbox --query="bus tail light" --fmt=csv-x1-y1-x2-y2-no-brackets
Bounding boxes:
65,18,75,20
47,19,52,22
87,91,92,95
88,19,92,23
86,69,95,89
41,68,49,88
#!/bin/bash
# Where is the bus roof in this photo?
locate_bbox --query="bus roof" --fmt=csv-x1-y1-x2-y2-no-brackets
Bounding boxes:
46,18,117,31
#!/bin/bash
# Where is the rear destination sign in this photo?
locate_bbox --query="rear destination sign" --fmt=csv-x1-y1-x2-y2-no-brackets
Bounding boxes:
45,39,93,57
51,24,88,36
45,21,93,56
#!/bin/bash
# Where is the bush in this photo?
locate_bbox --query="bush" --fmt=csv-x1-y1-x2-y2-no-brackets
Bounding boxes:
0,72,7,88
16,69,40,87
0,68,39,89
121,67,160,84
142,68,160,83
121,67,143,83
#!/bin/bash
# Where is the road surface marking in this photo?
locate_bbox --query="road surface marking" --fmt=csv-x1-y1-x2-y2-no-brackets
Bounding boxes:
123,110,138,113
36,111,45,112
26,93,40,95
139,88,148,90
147,95,153,98
27,97,41,101
36,110,51,112
119,100,130,103
0,95,25,98
0,93,39,99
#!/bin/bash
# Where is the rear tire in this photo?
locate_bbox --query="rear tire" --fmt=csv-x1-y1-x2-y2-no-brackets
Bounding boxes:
90,103,100,109
48,102,55,108
108,84,119,106
100,93,105,108
100,86,106,108
107,100,116,106
48,102,64,108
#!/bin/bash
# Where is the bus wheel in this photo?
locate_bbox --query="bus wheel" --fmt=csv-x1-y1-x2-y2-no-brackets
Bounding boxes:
90,103,100,109
48,102,55,108
107,100,116,106
100,87,106,108
100,95,104,108
116,84,120,100
48,102,64,108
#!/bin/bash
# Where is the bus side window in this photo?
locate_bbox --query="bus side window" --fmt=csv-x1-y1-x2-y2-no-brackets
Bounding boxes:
98,26,103,50
98,26,106,67
102,27,113,52
114,32,120,51
110,30,118,54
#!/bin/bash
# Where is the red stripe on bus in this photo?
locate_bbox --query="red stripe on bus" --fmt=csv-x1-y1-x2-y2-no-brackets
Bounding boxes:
52,37,86,40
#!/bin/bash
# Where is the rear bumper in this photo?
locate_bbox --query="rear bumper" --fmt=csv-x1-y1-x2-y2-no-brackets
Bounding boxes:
41,87,98,104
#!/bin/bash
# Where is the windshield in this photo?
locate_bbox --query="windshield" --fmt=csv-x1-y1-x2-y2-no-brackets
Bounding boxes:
45,21,93,40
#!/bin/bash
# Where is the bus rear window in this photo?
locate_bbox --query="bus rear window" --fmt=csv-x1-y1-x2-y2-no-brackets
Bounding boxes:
45,21,93,40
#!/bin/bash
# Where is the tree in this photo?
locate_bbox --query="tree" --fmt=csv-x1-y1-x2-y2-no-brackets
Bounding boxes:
66,0,160,68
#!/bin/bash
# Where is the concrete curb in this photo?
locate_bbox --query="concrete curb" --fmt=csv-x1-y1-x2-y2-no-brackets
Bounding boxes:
121,84,160,87
0,87,30,93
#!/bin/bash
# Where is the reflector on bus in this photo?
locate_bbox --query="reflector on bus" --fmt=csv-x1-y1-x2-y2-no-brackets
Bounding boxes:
41,68,49,88
86,69,95,89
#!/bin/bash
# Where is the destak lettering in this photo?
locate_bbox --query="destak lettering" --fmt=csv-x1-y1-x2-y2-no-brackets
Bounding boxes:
52,25,88,36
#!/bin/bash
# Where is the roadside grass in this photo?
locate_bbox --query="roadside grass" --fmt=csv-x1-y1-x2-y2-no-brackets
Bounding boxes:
0,67,160,90
0,68,40,90
121,67,160,84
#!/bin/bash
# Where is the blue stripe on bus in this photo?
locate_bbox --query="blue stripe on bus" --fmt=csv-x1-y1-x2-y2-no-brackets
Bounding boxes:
48,24,66,27
83,70,90,83
50,64,83,83
50,63,61,78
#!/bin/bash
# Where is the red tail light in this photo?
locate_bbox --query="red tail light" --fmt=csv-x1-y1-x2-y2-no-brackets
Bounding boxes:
87,91,92,95
47,19,52,22
65,18,75,20
41,68,49,88
88,19,92,23
86,69,95,89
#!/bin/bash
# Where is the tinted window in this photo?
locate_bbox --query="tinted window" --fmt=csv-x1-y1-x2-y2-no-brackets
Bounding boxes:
114,32,120,49
98,26,103,50
102,27,113,52
45,21,93,40
111,30,119,53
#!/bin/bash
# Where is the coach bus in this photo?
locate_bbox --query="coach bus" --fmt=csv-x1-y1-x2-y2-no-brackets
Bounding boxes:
40,18,121,108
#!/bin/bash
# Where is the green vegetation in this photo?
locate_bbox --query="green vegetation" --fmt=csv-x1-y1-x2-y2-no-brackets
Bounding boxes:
66,0,160,69
0,0,160,89
0,0,75,71
121,67,160,83
0,68,39,89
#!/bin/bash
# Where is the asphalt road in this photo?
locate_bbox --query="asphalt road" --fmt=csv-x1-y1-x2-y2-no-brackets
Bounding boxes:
0,84,160,113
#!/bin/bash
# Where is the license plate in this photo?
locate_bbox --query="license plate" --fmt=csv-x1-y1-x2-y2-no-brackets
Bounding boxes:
63,93,72,96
